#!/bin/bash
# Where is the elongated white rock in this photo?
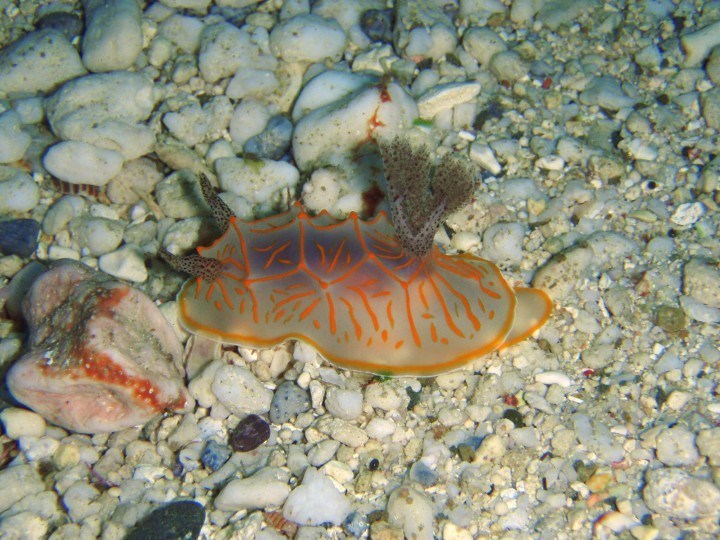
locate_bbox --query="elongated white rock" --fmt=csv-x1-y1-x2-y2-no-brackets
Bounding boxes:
82,0,143,71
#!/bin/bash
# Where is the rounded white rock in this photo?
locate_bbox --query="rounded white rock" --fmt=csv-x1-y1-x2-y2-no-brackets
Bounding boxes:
387,485,435,540
324,387,363,420
215,474,291,511
283,467,351,526
216,156,299,205
44,141,124,186
0,168,40,213
643,467,720,520
270,14,346,63
211,364,273,416
82,0,143,72
0,407,46,439
0,110,31,163
98,245,148,283
0,29,87,96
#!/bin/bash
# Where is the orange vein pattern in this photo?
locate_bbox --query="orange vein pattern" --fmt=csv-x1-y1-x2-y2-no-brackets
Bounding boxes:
177,202,552,376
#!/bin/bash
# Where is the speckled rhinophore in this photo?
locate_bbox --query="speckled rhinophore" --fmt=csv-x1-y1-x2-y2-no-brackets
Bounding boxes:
176,202,552,376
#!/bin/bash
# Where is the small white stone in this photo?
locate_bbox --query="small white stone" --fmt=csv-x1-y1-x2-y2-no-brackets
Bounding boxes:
199,22,274,83
211,364,273,415
82,0,143,72
42,195,86,235
283,467,351,526
681,20,720,67
680,295,720,324
535,371,573,388
364,384,403,411
0,512,48,539
302,168,341,213
480,222,526,266
535,155,565,171
579,76,638,110
226,68,279,100
73,217,124,257
98,245,148,282
43,141,123,186
0,408,46,439
308,439,340,467
462,27,506,66
365,417,395,440
0,169,39,213
0,29,86,96
229,99,271,147
417,82,481,119
509,426,539,448
656,425,699,467
489,50,529,82
0,110,31,163
163,96,233,147
158,14,205,54
324,387,363,420
215,474,291,511
626,138,658,161
387,485,435,540
0,465,44,513
670,202,705,226
643,467,720,520
469,142,502,174
216,156,299,206
270,14,346,63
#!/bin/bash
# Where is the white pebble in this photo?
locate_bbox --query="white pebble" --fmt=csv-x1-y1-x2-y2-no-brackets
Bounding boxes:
0,110,31,163
226,68,279,100
98,245,148,282
387,485,435,540
211,364,273,415
364,384,403,411
283,467,351,526
0,465,44,513
480,223,526,266
270,14,346,63
365,417,395,440
324,387,363,420
229,99,271,147
199,23,274,83
215,472,291,511
462,27,506,67
163,96,233,147
535,371,573,388
680,295,720,324
0,29,86,96
656,425,699,467
308,439,340,467
0,408,46,439
579,76,638,110
42,195,86,235
0,512,48,539
43,141,123,186
216,157,299,206
489,50,529,82
158,14,205,54
643,467,720,520
73,217,124,256
45,72,156,145
0,169,39,213
302,168,341,213
670,202,705,227
417,82,481,119
469,142,502,174
82,0,142,72
681,20,720,67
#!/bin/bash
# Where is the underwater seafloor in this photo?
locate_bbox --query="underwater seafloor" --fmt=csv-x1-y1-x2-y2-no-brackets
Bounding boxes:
1,0,720,538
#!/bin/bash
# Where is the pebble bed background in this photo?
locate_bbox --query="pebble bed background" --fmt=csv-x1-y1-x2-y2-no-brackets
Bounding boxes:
0,0,719,539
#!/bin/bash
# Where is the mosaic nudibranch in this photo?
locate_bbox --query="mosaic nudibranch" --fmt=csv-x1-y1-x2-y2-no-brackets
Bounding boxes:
163,141,551,376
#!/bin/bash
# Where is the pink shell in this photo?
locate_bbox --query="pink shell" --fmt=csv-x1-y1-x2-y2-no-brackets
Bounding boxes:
177,203,551,375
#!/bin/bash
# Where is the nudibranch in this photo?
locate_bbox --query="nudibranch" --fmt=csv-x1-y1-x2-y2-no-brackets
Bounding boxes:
162,139,551,376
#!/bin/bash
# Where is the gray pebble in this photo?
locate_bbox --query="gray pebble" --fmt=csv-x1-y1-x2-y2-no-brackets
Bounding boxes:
243,115,293,160
269,380,311,424
643,467,720,520
701,87,720,130
656,425,699,467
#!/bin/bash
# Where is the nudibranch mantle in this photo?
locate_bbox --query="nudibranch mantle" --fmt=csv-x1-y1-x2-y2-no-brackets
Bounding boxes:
175,201,552,376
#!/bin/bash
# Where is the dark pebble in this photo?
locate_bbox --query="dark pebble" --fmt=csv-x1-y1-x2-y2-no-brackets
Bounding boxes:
123,500,205,540
269,380,311,424
360,9,394,44
0,219,40,258
36,11,84,41
228,414,270,452
243,115,293,160
200,439,232,471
